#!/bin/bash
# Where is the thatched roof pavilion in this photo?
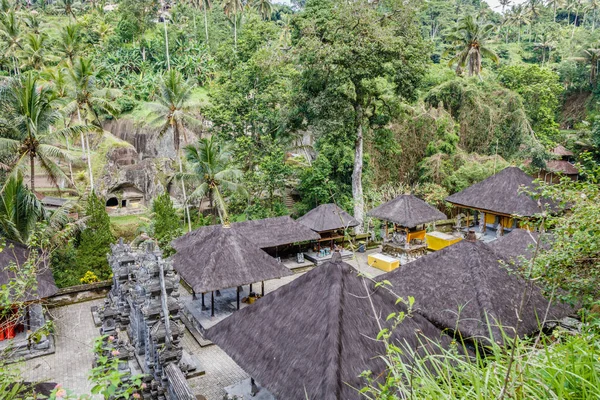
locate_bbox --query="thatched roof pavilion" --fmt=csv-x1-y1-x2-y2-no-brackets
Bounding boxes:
0,239,58,302
297,203,359,233
488,228,552,266
367,194,446,228
445,167,550,218
206,256,452,400
173,216,319,252
376,240,571,343
172,225,292,295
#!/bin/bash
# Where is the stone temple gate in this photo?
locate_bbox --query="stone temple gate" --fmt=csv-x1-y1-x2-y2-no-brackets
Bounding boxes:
93,240,201,400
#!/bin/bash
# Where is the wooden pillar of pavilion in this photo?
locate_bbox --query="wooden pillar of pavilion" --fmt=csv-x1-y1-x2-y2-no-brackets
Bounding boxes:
211,291,215,317
261,281,265,297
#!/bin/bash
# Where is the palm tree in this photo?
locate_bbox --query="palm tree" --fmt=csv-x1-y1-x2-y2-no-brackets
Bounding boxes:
499,0,512,14
547,0,564,22
534,30,556,65
180,136,245,224
58,0,77,19
0,10,22,74
587,0,600,30
0,73,86,192
19,33,55,70
571,46,600,83
55,24,80,65
526,0,545,23
148,70,203,231
200,0,211,46
252,0,272,20
446,15,499,77
222,0,243,48
0,173,45,243
507,4,531,43
65,56,119,190
278,13,291,48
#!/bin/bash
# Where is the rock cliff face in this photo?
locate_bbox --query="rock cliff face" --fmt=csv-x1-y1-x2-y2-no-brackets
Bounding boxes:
98,119,199,206
103,118,178,160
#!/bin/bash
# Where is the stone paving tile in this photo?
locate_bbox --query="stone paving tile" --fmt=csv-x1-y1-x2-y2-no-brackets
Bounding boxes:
19,299,104,396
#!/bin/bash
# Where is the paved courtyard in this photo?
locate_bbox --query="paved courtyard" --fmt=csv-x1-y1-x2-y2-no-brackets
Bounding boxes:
13,247,387,399
19,299,104,395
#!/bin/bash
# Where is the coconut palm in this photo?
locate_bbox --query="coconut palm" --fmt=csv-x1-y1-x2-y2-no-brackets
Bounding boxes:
252,0,272,20
534,29,556,65
58,0,77,19
19,33,55,70
55,24,80,65
587,0,600,30
0,173,45,243
180,136,245,224
571,46,600,83
507,4,531,42
0,73,87,192
547,0,564,22
148,70,203,231
64,56,119,190
0,10,22,74
222,0,243,48
199,0,211,46
526,0,545,23
446,15,499,77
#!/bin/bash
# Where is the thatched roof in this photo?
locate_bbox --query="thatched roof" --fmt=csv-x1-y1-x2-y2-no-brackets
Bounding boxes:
545,160,579,175
173,216,320,251
552,145,573,157
488,229,552,266
376,240,571,343
445,167,551,217
296,203,359,233
367,194,447,228
206,257,452,400
0,239,58,302
172,225,292,294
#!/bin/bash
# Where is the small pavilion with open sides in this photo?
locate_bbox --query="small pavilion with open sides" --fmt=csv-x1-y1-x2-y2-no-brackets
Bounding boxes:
172,224,292,337
367,194,447,259
205,254,454,399
297,203,359,263
445,166,556,238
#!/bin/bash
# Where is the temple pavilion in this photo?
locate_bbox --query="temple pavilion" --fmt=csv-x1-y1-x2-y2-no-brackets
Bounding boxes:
445,166,555,236
367,194,447,245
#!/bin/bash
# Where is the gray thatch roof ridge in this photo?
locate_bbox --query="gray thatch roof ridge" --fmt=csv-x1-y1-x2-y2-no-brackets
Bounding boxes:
367,194,447,228
0,239,58,301
376,240,571,343
445,166,555,217
233,216,320,248
205,258,452,400
172,216,320,251
296,203,359,233
488,229,552,266
172,225,292,294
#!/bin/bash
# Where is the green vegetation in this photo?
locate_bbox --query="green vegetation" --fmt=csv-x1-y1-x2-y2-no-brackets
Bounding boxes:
149,193,180,257
76,192,115,281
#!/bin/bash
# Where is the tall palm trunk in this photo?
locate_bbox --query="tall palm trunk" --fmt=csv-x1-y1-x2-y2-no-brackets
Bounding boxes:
77,107,94,190
30,152,35,191
203,2,210,46
177,148,192,232
352,102,364,234
234,12,237,49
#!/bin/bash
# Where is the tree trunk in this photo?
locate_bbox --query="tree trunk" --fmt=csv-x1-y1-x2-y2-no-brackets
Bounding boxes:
352,103,365,234
164,18,171,70
203,2,210,46
178,149,192,232
85,133,94,191
30,152,35,191
234,13,237,49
